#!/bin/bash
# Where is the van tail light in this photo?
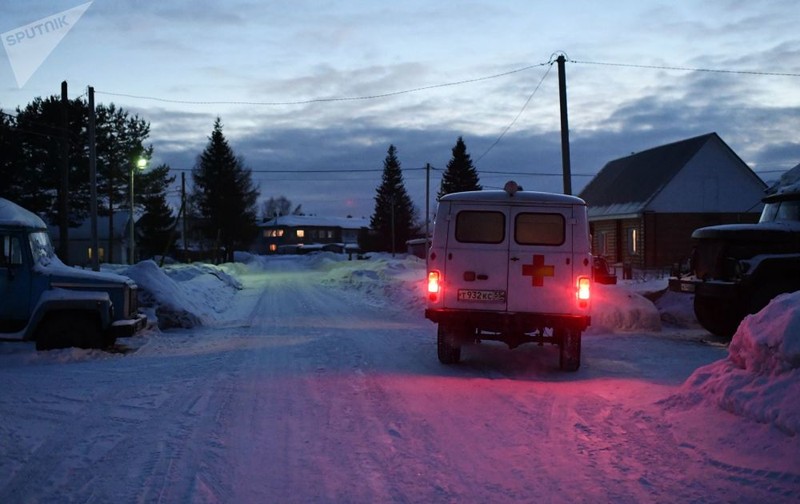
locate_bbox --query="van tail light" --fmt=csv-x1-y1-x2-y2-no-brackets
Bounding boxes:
577,276,590,305
428,270,441,301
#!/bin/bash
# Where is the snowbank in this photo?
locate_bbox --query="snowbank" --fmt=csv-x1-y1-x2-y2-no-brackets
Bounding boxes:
123,260,241,329
670,291,800,435
587,284,662,333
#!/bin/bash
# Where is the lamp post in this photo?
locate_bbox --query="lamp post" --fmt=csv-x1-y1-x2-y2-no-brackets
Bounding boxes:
129,157,147,265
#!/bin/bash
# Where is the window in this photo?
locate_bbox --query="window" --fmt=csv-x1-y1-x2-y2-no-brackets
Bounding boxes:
598,231,611,257
455,211,505,244
269,244,277,252
264,229,284,238
515,213,565,246
87,247,106,262
296,229,305,238
627,227,639,255
2,235,23,266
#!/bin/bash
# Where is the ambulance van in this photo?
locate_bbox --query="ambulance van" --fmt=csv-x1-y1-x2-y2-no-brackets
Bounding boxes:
424,181,592,371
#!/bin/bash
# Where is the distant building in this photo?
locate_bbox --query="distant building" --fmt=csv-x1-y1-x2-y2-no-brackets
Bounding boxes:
253,215,369,254
49,213,132,266
579,132,766,270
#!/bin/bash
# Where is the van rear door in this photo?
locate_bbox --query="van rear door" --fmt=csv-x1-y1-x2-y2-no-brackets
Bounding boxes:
442,205,509,311
506,206,574,315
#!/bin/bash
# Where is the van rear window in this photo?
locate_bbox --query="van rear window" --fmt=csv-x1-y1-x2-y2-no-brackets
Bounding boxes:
515,213,565,246
455,211,505,243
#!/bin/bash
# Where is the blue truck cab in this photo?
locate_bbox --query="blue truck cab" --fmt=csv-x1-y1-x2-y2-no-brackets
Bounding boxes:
0,198,147,350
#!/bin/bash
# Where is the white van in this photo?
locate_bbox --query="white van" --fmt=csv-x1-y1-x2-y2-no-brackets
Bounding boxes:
425,181,592,371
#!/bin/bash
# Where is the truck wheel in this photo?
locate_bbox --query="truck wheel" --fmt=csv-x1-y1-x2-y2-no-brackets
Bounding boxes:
558,327,581,372
748,280,798,316
693,296,740,338
437,324,461,364
36,313,102,351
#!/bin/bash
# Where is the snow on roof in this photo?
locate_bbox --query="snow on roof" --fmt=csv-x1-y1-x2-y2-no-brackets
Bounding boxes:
260,215,370,229
0,198,47,229
766,162,800,195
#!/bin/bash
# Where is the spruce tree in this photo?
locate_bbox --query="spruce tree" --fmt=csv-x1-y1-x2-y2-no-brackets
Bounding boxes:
136,163,176,259
191,117,259,262
437,136,482,199
368,145,417,253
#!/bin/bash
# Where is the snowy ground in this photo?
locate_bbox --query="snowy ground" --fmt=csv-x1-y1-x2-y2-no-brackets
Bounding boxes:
1,253,798,502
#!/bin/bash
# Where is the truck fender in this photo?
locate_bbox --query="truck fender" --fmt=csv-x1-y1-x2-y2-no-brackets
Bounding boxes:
24,288,113,341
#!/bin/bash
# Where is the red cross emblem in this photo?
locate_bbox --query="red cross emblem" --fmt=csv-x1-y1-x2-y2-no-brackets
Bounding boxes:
522,254,555,287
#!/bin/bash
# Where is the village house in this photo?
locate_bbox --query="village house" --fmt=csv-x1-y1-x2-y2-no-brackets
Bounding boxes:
578,132,766,271
254,215,369,254
49,213,133,266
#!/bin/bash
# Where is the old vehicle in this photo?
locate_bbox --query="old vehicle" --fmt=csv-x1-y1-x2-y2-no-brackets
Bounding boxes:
0,198,147,350
424,181,592,371
669,184,800,337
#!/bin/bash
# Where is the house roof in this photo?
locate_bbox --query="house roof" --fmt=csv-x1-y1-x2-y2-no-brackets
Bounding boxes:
48,213,132,241
579,133,722,215
260,215,369,230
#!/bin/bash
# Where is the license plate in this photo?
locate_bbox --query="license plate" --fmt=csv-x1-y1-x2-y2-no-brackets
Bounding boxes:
457,289,506,302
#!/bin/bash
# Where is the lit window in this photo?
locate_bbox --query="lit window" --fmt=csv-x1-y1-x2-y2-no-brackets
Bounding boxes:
627,228,639,255
87,247,106,262
296,229,305,238
269,244,277,252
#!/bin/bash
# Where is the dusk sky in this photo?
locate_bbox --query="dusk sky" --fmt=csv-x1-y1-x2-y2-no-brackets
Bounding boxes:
2,1,798,220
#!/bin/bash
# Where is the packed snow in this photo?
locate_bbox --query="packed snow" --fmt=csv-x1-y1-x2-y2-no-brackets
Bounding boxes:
0,197,48,228
1,252,798,502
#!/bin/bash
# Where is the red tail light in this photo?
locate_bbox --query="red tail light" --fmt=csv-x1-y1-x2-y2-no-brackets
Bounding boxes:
577,276,590,302
428,271,440,294
428,270,442,302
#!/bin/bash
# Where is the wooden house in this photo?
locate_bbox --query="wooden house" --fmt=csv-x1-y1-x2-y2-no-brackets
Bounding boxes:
578,133,766,270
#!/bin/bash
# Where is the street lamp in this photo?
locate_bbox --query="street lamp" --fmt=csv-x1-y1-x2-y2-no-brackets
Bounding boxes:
129,157,147,265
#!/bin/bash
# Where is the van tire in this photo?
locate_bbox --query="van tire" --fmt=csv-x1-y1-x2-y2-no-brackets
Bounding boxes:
558,327,581,372
437,324,461,364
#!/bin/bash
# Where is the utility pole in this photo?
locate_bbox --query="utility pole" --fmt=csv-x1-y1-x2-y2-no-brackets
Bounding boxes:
181,171,187,259
557,54,573,195
88,86,99,271
425,162,431,264
390,194,396,257
58,81,70,262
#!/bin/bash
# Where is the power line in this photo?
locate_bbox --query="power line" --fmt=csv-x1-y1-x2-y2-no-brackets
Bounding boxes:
475,62,554,163
570,59,800,78
166,166,431,173
480,169,595,177
95,62,551,106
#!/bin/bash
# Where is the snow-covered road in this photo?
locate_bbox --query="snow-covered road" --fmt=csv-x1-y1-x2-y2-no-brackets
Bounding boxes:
1,257,799,503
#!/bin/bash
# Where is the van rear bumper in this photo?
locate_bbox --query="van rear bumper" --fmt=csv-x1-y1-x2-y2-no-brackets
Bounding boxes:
425,308,590,332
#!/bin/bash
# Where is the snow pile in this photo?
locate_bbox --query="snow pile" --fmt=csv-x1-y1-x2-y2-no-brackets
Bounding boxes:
317,253,427,312
671,291,800,435
588,283,662,333
654,289,701,328
123,260,241,329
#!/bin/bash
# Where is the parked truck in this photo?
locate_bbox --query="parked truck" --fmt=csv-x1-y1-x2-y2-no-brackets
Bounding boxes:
0,198,147,350
668,183,800,337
